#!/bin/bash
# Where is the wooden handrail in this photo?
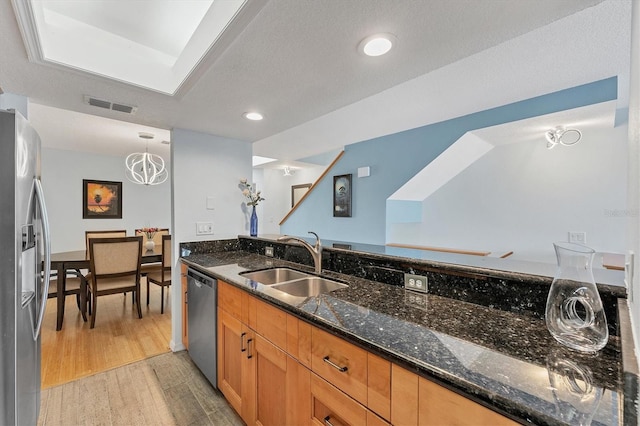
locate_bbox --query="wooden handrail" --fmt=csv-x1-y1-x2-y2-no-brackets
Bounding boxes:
279,150,345,225
386,243,490,257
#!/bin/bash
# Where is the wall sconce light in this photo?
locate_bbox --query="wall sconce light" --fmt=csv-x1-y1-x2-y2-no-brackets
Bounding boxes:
545,127,582,150
283,166,294,176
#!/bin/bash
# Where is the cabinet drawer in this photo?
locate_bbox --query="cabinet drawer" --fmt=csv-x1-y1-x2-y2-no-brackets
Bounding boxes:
311,327,368,406
311,373,367,426
254,298,287,349
218,280,243,319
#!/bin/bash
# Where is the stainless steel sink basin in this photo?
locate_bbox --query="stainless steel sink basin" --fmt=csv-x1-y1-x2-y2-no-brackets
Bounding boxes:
271,277,348,297
240,268,311,285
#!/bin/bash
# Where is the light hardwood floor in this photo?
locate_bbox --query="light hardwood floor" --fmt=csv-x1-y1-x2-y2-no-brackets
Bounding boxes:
41,277,173,389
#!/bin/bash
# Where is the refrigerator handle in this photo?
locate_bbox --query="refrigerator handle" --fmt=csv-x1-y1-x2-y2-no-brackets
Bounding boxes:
33,178,51,340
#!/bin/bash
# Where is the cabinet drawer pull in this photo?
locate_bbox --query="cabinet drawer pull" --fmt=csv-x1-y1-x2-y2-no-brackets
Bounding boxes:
323,415,335,426
241,332,247,352
323,356,348,372
247,338,253,359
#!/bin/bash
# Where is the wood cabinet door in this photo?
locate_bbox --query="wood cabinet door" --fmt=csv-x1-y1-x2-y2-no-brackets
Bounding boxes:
244,333,310,426
218,308,245,415
310,373,367,426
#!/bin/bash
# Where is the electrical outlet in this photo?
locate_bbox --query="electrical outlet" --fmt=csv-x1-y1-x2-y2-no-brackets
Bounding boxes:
405,291,428,311
568,232,587,244
404,273,428,293
265,246,274,257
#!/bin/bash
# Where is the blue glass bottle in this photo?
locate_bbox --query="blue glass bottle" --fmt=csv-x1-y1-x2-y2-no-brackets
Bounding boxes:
250,206,258,237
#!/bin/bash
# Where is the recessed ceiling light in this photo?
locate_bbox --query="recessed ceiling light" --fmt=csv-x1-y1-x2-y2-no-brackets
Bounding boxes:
244,112,264,121
138,132,154,139
358,33,397,57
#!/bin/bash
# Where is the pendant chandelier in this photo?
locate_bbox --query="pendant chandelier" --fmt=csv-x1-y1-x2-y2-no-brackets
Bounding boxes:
125,132,168,185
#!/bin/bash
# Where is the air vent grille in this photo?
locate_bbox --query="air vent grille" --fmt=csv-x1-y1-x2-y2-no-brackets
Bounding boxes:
83,95,137,114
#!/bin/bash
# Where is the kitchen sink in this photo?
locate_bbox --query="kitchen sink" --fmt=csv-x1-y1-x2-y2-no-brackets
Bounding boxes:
240,268,311,285
271,277,348,297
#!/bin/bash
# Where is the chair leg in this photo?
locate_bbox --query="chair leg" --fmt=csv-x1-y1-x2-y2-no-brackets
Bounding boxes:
147,279,150,306
76,294,87,322
160,286,164,314
135,285,143,319
90,291,97,329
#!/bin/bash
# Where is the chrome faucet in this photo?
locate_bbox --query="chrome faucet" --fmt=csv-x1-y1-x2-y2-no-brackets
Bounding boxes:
277,231,322,274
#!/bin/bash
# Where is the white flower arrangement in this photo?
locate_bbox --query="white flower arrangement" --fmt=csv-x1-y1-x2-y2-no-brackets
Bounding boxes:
239,178,265,207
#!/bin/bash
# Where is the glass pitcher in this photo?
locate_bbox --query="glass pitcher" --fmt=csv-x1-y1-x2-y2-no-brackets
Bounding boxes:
545,242,608,353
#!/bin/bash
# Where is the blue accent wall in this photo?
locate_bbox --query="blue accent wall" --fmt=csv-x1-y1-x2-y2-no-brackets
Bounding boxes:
281,77,618,243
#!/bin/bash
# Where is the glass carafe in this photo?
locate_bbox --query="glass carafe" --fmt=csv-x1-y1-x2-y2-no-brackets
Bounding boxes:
545,242,608,353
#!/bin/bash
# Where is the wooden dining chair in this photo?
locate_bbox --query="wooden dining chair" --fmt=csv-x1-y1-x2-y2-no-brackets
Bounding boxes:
86,236,143,329
145,235,171,314
85,230,127,253
85,229,128,298
47,270,89,322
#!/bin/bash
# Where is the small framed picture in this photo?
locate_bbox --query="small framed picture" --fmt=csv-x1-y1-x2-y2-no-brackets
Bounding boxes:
82,179,122,219
291,183,312,207
333,174,352,217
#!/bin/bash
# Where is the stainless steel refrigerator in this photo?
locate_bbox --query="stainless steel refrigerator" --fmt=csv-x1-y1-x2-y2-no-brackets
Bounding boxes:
0,109,51,425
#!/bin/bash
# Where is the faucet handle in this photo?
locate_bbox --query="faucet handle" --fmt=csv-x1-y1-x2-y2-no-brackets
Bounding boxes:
308,231,321,249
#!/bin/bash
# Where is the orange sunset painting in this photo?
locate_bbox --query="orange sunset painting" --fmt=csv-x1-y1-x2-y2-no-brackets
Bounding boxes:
83,180,121,218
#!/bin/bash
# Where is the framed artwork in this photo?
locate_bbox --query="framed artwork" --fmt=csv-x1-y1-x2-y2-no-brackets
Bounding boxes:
333,174,352,217
82,179,122,219
291,183,312,207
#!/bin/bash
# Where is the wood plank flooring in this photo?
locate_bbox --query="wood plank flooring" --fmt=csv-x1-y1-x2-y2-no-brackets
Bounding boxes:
41,277,173,389
38,351,243,426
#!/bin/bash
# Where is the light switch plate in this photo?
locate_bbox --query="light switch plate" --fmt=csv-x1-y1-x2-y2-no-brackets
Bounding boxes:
196,222,213,235
265,246,274,257
206,196,215,210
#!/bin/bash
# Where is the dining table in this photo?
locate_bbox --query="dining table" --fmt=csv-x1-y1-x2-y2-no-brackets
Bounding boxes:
49,247,162,331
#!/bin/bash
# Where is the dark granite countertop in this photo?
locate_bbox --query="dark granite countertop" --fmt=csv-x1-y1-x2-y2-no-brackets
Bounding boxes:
181,249,636,426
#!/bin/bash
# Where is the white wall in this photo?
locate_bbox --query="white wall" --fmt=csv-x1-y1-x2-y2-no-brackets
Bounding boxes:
627,0,640,371
255,166,324,235
388,125,628,264
41,147,171,252
170,128,252,350
0,92,28,117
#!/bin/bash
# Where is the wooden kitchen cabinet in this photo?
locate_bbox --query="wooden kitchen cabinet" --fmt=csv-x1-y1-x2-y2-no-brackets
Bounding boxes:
391,364,518,426
310,372,390,426
217,306,245,415
311,326,369,406
218,280,309,425
246,333,310,425
218,279,511,425
180,263,188,349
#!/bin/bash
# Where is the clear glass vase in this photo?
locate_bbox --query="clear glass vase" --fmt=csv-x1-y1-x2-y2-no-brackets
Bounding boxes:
545,242,608,353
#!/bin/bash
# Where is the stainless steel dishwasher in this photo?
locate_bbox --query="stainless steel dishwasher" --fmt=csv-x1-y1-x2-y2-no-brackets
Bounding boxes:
186,267,217,388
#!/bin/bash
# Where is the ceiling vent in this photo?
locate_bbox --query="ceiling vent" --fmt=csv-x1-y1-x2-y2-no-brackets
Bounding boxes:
83,95,137,114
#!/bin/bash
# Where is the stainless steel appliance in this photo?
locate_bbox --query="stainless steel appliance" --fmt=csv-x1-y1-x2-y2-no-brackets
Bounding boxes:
186,267,217,387
0,110,51,425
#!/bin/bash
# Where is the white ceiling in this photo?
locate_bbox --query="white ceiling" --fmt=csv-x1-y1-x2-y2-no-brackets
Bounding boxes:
0,0,630,161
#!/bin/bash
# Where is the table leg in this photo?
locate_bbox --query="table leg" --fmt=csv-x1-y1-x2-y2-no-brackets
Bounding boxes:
56,263,65,331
